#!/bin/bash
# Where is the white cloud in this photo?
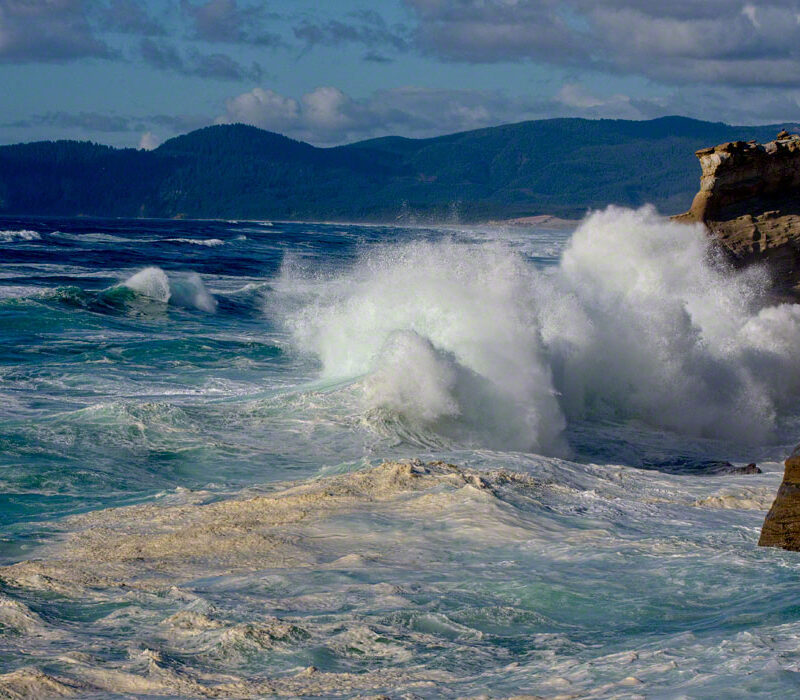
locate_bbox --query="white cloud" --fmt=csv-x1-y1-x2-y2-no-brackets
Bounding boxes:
557,84,611,109
138,131,160,150
214,79,800,147
403,0,800,88
301,87,355,131
217,83,677,145
217,88,300,132
216,85,553,144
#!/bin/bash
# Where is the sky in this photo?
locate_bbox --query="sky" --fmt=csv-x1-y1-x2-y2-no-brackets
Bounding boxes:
2,0,800,149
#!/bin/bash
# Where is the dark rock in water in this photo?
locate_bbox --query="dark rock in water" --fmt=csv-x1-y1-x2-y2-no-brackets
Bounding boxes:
639,459,761,476
674,130,800,300
739,462,763,474
759,446,800,550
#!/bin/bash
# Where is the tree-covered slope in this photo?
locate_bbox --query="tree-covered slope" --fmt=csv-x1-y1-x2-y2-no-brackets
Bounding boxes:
0,117,792,221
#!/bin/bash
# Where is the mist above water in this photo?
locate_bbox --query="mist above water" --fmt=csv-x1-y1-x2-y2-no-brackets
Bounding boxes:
278,206,800,452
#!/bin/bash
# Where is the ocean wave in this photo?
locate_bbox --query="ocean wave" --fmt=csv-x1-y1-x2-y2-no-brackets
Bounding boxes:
275,205,800,451
35,284,139,312
49,231,137,243
0,229,41,242
121,266,217,312
162,237,226,247
14,267,219,314
211,280,271,316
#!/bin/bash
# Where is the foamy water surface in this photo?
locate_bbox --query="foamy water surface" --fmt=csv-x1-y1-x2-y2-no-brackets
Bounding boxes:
0,211,799,698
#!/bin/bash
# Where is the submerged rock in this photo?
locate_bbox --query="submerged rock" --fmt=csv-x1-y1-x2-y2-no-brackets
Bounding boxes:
675,131,800,299
759,446,800,550
639,458,761,476
739,463,763,474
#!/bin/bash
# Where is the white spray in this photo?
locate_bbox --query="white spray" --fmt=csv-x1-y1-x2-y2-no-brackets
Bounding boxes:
121,267,217,312
275,206,800,452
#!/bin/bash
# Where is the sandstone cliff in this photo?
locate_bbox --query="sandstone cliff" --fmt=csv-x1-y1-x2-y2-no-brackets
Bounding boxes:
759,446,800,549
676,130,800,299
677,132,800,550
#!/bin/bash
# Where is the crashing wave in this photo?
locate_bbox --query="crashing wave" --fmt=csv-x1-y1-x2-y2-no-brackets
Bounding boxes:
275,205,800,451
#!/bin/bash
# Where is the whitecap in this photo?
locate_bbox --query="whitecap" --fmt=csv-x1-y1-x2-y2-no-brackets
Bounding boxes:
0,229,41,242
162,238,226,247
120,267,217,312
121,267,171,303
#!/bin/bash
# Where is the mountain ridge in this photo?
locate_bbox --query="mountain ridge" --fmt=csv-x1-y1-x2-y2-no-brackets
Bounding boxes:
1,116,795,222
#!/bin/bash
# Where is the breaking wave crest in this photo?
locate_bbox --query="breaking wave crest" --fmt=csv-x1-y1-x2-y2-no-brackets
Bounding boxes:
122,267,217,312
276,206,800,452
0,229,41,242
162,237,226,247
28,267,220,314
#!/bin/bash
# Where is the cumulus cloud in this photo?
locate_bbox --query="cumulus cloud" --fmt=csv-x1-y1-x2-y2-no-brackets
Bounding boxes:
0,0,112,62
8,81,800,150
139,38,264,81
215,84,673,145
138,131,160,150
216,80,800,147
219,87,300,131
404,0,800,88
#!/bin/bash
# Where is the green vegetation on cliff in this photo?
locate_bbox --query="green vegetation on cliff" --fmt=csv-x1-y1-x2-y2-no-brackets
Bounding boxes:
0,116,789,221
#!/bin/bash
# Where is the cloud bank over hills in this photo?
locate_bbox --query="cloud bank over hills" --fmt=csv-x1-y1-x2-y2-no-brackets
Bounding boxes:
2,1,800,147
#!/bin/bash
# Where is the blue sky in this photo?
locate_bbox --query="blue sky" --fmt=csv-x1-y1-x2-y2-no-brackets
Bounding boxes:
2,0,800,148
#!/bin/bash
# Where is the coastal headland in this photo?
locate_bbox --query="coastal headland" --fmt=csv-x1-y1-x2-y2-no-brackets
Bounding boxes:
675,130,800,301
674,130,800,550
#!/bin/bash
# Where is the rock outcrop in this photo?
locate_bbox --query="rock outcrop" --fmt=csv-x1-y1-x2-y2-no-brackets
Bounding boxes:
677,133,800,549
675,131,800,299
759,446,800,550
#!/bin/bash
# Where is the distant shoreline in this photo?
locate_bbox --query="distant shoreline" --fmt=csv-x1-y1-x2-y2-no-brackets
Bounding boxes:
484,214,579,228
5,117,786,230
0,211,581,229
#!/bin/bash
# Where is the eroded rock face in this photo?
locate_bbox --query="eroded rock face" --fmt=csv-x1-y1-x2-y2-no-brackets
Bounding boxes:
675,132,800,299
677,134,800,549
759,446,800,550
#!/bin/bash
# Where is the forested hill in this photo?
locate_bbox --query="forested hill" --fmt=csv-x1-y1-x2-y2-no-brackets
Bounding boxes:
0,116,792,222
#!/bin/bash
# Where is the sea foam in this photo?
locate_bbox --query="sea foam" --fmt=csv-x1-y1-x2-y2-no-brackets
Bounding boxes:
277,206,800,451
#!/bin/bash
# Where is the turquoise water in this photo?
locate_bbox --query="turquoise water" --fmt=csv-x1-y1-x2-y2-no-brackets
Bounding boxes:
1,210,800,698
